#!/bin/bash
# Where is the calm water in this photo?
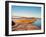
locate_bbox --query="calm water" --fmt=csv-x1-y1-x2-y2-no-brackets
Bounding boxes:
33,19,41,28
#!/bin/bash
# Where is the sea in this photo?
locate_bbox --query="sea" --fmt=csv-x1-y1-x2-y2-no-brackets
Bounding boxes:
32,18,41,29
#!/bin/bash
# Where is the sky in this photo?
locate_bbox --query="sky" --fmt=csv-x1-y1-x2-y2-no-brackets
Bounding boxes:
11,5,41,18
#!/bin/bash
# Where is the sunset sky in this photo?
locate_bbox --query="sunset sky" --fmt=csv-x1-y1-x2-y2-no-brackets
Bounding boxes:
11,5,41,18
